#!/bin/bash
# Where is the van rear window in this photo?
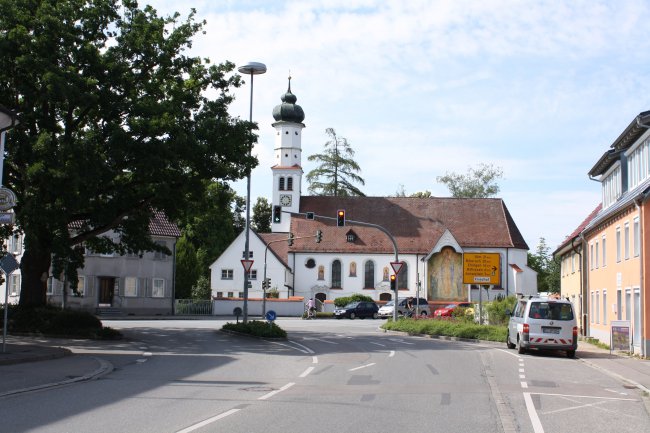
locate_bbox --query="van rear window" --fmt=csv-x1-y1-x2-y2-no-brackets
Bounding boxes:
528,302,574,320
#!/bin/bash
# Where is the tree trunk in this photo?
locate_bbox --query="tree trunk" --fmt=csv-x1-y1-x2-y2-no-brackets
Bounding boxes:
19,241,52,307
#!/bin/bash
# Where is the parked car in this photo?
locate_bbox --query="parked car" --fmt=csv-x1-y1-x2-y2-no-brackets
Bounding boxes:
377,300,395,318
506,295,577,358
334,301,379,319
396,297,431,317
433,302,473,317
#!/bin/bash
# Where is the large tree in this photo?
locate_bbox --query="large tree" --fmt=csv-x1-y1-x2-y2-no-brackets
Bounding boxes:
252,197,272,233
436,163,503,198
306,128,365,196
0,0,257,306
527,237,560,293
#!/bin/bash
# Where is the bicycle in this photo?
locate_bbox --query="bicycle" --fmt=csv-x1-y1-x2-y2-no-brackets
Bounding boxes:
304,305,316,319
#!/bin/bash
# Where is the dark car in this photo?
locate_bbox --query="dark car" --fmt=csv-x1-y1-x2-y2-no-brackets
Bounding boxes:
334,301,379,319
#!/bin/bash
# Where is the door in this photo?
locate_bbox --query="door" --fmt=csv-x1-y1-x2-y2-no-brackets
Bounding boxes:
98,277,115,306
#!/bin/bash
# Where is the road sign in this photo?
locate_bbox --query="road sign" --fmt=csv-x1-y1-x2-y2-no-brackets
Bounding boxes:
462,253,500,285
390,261,404,275
265,310,277,322
0,253,19,274
241,259,254,272
0,212,15,224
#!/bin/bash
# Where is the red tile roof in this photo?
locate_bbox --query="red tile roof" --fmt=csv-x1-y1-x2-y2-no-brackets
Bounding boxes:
285,196,529,254
554,203,601,252
149,210,181,237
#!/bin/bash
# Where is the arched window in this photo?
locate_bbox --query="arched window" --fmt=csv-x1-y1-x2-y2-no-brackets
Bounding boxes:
364,260,375,289
398,262,408,289
331,260,342,288
287,177,293,191
279,177,285,191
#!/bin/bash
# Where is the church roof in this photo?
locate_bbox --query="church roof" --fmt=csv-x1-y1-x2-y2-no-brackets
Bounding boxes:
287,196,529,254
272,77,305,124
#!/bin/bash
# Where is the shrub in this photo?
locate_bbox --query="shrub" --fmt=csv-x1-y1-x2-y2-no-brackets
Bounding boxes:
382,317,506,342
484,295,517,326
333,294,374,308
222,320,287,338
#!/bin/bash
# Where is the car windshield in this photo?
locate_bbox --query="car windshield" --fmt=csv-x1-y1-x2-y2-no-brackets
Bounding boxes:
385,301,394,307
445,304,456,308
528,302,574,320
345,302,360,308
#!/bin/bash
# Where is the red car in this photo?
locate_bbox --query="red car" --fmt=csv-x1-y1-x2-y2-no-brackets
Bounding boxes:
433,302,473,317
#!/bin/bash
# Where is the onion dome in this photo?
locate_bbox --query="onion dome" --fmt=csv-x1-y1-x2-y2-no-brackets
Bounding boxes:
272,76,305,123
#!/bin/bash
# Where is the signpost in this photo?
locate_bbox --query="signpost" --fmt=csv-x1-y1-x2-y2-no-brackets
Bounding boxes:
610,320,631,353
463,253,500,325
1,252,20,353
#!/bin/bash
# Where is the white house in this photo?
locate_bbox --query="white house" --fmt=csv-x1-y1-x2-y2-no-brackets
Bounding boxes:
209,79,537,310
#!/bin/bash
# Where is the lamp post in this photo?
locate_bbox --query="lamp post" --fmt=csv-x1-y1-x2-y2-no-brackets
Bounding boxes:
237,62,266,323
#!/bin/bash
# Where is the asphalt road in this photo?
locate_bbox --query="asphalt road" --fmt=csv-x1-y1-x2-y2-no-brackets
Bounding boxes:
0,318,648,433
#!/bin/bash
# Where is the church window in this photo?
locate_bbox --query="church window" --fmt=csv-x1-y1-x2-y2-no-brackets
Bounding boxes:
364,261,375,289
331,260,342,288
279,177,285,191
397,262,408,289
287,177,293,191
305,258,316,269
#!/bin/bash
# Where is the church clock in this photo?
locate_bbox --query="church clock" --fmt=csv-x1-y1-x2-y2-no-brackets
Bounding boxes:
280,194,292,207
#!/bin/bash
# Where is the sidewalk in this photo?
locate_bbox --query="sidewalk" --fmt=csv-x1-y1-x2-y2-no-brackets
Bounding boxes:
0,334,649,398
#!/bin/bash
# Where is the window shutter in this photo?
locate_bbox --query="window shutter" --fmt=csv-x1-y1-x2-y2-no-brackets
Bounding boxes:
86,276,95,297
140,278,148,297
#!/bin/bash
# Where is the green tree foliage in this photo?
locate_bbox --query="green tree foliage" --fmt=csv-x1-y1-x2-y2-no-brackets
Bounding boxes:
0,1,256,306
527,238,560,293
252,197,272,233
174,235,202,299
394,185,432,198
191,275,211,300
436,163,504,198
306,128,365,196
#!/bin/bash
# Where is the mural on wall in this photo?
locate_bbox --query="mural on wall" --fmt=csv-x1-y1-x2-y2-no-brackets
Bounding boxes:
349,261,357,277
428,246,465,300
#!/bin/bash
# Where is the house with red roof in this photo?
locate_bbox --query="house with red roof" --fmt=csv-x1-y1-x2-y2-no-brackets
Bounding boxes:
210,80,538,311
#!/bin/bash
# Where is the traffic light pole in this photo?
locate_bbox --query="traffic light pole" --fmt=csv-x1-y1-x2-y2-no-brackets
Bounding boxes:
287,210,400,321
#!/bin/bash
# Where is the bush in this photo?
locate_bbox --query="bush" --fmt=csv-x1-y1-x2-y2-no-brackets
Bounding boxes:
484,295,517,325
1,305,121,339
382,317,506,342
333,294,374,308
222,320,287,338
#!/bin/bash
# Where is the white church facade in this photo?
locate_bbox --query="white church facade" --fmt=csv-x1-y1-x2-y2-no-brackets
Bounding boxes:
209,79,538,309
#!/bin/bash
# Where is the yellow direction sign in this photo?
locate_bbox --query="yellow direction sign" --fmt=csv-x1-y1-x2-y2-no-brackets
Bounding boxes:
463,253,500,285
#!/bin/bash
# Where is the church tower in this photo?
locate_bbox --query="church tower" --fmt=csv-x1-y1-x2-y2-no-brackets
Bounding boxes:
271,77,305,233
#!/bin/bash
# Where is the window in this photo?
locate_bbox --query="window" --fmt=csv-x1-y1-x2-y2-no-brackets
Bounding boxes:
227,292,233,298
8,234,22,254
595,241,599,268
595,291,600,324
154,241,168,260
616,227,621,262
9,274,20,296
590,292,594,323
152,278,165,298
602,165,621,208
221,269,233,280
398,262,408,289
331,260,342,288
627,136,650,190
125,277,138,297
602,290,607,325
590,244,594,270
216,291,223,298
247,270,257,280
75,276,86,297
279,177,285,191
46,277,54,295
571,252,575,273
364,260,375,289
623,223,630,260
287,177,293,191
634,217,640,257
238,292,244,298
602,236,606,267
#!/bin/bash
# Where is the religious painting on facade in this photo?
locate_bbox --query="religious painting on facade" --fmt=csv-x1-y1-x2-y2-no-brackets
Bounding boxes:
382,266,389,281
428,246,465,300
318,265,324,280
349,261,357,277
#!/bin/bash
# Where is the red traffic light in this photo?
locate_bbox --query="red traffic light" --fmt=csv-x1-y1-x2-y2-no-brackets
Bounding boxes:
337,209,345,227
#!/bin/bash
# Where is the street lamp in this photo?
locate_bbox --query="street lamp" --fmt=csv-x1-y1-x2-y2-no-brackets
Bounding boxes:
237,62,266,323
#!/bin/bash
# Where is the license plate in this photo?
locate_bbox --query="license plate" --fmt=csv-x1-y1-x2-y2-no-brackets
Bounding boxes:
542,327,560,334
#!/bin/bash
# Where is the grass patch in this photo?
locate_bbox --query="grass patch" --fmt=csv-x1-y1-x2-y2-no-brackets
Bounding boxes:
582,337,610,350
382,317,506,342
222,320,287,339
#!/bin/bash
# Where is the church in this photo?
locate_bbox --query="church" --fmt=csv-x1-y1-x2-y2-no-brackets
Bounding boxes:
209,80,537,310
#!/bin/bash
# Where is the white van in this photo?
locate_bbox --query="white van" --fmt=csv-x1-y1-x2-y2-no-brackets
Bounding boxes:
506,295,578,358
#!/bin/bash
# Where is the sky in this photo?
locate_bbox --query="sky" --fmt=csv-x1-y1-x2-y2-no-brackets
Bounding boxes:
147,0,650,252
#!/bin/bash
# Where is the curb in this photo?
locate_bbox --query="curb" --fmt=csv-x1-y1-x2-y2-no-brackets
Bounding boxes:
0,346,71,366
0,357,114,398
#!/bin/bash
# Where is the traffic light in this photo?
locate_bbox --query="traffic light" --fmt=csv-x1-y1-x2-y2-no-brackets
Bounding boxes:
262,278,271,290
390,274,396,291
273,205,282,223
337,209,345,227
288,232,294,246
315,229,323,243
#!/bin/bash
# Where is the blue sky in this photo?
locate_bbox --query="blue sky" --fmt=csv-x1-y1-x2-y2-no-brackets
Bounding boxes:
148,0,650,251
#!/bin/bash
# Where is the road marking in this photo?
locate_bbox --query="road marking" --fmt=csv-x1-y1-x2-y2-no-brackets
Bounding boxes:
519,368,525,373
349,363,376,372
258,382,295,400
270,341,314,354
175,409,240,433
301,337,338,345
299,367,315,378
389,350,395,357
532,392,636,401
136,359,148,363
388,338,415,345
521,382,528,388
312,356,318,364
519,375,526,379
523,392,545,433
496,348,521,358
288,340,316,354
369,342,386,347
143,352,152,357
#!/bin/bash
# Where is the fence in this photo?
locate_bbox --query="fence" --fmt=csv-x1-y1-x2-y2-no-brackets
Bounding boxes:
175,299,213,316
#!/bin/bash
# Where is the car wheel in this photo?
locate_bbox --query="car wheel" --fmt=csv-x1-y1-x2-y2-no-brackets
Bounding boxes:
566,350,576,358
506,332,516,349
516,336,526,354
349,312,356,320
420,311,428,317
372,312,378,319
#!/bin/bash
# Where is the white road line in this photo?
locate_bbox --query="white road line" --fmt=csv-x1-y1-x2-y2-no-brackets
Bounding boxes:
521,382,528,388
270,341,313,354
288,340,316,354
519,368,525,373
532,392,637,401
523,392,545,433
143,352,152,357
175,409,240,433
369,342,386,347
349,363,376,372
495,348,521,358
312,356,318,364
258,382,295,400
389,350,395,357
299,367,315,378
519,375,526,379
